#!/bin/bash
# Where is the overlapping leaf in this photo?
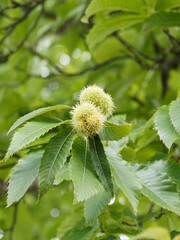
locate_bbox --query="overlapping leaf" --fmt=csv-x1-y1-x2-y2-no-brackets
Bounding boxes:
105,147,141,213
8,104,71,134
154,106,178,149
99,122,132,141
7,150,44,207
70,136,103,202
82,0,146,23
39,125,74,197
135,166,180,215
89,135,113,196
5,117,64,160
84,190,111,224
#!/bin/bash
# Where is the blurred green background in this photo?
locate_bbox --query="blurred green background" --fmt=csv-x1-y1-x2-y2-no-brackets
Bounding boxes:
1,0,180,239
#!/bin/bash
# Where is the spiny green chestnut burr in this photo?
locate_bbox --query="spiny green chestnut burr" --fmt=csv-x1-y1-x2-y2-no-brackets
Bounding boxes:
79,85,114,117
71,102,104,136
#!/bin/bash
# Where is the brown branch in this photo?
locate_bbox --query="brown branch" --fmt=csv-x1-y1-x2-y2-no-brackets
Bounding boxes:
114,32,157,70
14,55,130,80
147,204,154,214
122,221,137,227
0,163,16,170
27,47,62,74
0,0,44,63
163,29,180,45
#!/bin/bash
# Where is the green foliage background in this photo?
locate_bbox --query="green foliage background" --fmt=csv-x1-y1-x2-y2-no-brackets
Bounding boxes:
1,0,180,239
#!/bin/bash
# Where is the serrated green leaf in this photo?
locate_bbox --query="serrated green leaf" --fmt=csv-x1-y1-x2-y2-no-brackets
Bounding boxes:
62,218,99,240
130,226,171,240
7,150,44,207
148,160,180,192
169,99,180,135
99,122,132,141
89,135,114,196
70,136,103,202
82,0,146,23
135,166,180,215
87,13,144,49
84,190,111,224
39,125,74,197
8,104,71,134
54,162,70,185
154,106,178,149
5,117,64,160
155,0,180,10
105,147,141,213
143,12,180,31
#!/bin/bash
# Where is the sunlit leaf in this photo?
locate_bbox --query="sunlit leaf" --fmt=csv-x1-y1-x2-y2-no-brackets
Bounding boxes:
82,0,146,23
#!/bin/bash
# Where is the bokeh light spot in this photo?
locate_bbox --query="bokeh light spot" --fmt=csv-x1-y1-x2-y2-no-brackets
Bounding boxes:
59,54,71,65
119,234,129,240
50,208,60,218
72,48,81,59
81,51,91,62
40,66,50,78
0,230,4,239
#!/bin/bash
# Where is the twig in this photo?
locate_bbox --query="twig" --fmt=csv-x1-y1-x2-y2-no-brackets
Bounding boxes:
147,204,154,214
114,32,156,70
9,203,18,240
122,221,137,227
0,163,16,170
163,29,180,45
14,55,130,80
0,0,44,63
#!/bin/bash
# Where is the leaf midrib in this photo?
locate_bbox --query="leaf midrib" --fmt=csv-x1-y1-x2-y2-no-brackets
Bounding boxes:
92,137,109,188
46,129,73,184
110,160,137,204
79,139,88,198
141,179,180,214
